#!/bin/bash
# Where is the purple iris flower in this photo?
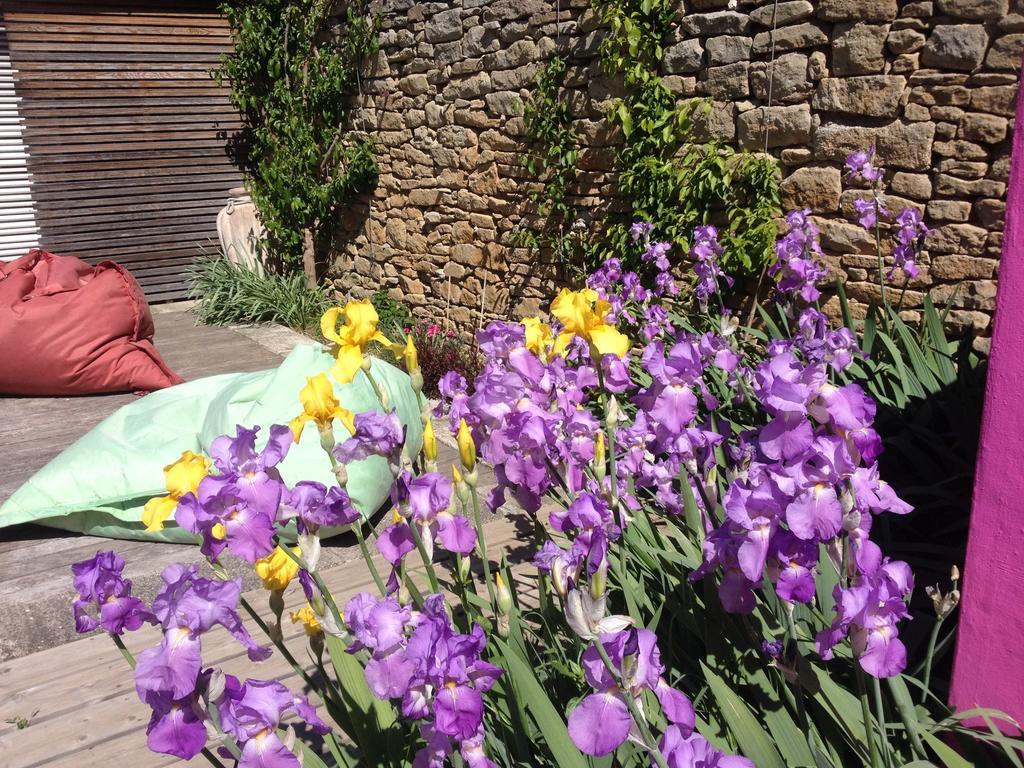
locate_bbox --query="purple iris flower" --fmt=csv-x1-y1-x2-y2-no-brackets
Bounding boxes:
845,146,884,184
690,226,732,307
219,677,330,768
660,725,755,768
635,339,706,441
135,564,270,701
630,221,654,243
208,424,292,519
817,556,913,678
401,472,476,558
176,480,277,564
644,240,672,271
767,531,819,603
476,321,526,360
72,550,154,635
692,525,759,614
771,209,829,303
891,207,927,279
142,687,210,759
346,593,502,756
281,480,360,531
853,197,889,230
333,410,404,468
568,628,695,756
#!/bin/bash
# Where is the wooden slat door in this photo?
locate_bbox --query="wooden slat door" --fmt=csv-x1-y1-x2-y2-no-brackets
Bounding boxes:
2,0,243,301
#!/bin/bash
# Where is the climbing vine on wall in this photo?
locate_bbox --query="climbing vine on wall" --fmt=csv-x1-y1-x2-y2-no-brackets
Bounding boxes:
516,0,781,279
593,0,781,276
215,0,380,274
516,55,585,277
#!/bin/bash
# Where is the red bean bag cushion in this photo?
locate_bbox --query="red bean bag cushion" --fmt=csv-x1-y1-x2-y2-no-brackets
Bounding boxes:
0,250,184,395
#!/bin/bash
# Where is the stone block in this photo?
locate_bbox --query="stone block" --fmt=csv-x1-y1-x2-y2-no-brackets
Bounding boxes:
926,200,973,222
751,1,814,26
921,25,989,71
753,23,828,53
813,76,907,118
970,85,1018,116
426,9,463,44
933,140,988,160
960,113,1009,144
833,23,890,75
664,39,704,74
737,103,812,149
817,0,898,21
706,35,752,66
399,74,431,96
691,101,737,142
887,29,926,54
975,199,1007,229
926,223,989,255
819,218,877,253
702,62,750,99
780,166,843,211
986,34,1024,70
679,11,751,36
890,172,932,200
935,174,1006,197
935,0,1008,20
814,120,935,170
750,53,812,104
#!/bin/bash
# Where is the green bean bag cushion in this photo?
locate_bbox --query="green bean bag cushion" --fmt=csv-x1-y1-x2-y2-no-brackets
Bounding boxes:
0,344,422,542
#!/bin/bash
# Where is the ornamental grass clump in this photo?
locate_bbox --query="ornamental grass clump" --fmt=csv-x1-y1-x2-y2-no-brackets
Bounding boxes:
74,148,1021,767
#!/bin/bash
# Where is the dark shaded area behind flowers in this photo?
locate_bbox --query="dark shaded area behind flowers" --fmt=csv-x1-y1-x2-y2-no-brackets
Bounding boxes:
872,350,987,696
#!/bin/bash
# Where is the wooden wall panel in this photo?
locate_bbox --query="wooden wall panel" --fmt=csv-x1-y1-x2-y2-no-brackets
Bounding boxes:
3,0,242,300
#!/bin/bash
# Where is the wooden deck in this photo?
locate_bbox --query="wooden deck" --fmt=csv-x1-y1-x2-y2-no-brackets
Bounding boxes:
0,515,535,767
0,304,541,766
0,306,308,660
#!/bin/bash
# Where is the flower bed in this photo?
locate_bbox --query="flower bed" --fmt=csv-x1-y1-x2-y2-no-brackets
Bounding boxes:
71,150,1021,768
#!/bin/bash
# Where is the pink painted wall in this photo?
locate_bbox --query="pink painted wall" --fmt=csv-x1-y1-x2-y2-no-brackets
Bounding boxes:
949,67,1024,728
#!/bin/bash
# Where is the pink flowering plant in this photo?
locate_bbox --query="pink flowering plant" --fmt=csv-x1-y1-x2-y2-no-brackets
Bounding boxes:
73,149,1022,767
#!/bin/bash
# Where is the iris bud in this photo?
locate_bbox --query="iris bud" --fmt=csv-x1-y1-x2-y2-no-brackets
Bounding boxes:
590,558,608,600
457,419,476,472
457,554,471,582
334,462,349,487
496,572,513,615
269,590,285,620
452,465,469,504
423,419,438,464
205,669,226,704
594,432,606,482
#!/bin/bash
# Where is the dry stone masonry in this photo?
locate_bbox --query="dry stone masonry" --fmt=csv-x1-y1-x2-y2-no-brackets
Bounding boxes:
330,0,1022,349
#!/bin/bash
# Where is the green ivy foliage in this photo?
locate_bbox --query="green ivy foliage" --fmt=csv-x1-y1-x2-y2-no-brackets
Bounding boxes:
592,0,781,276
215,1,381,272
516,56,585,277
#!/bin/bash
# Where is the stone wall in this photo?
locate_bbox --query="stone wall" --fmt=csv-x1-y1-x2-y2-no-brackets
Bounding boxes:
329,0,1023,349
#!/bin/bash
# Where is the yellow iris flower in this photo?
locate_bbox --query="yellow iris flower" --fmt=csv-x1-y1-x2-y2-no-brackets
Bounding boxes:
142,451,211,532
522,317,554,361
289,373,356,443
321,300,391,384
550,288,630,358
255,545,302,592
290,605,323,637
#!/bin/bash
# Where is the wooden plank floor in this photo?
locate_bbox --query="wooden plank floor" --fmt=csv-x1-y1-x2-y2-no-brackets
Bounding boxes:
0,515,535,768
0,306,309,660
